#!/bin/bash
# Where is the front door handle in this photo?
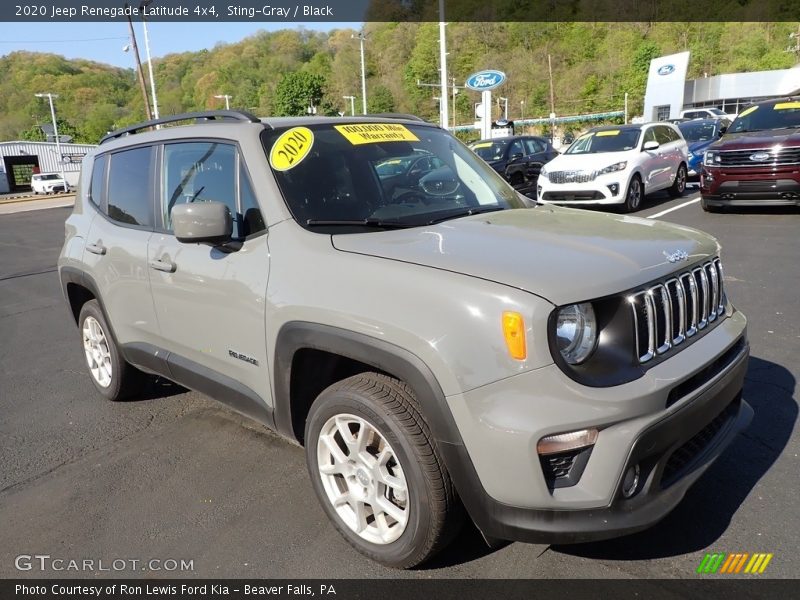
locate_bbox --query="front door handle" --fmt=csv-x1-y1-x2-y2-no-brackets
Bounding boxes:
86,243,106,256
149,258,177,273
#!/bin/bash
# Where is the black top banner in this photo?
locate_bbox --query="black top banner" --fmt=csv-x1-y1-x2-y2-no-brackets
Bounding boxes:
2,0,799,22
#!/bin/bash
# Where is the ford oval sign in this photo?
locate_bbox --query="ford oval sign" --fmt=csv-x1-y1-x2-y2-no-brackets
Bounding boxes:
658,64,676,76
465,70,506,91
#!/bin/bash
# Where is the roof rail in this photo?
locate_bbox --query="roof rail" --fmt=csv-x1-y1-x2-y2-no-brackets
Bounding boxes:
99,110,262,145
367,113,427,122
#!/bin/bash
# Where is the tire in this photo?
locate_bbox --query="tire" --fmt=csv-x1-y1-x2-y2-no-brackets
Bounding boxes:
623,174,643,213
668,163,687,198
701,197,722,213
305,373,463,568
78,300,143,401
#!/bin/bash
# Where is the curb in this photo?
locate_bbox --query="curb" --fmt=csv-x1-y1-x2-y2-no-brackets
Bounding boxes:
0,192,75,206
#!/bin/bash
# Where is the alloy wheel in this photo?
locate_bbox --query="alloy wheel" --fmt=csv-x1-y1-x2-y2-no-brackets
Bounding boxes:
82,316,112,388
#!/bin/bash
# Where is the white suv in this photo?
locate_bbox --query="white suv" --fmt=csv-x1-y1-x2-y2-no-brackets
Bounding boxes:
537,123,688,212
31,173,69,194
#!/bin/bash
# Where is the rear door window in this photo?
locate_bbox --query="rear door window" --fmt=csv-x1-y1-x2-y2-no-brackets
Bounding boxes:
107,147,153,227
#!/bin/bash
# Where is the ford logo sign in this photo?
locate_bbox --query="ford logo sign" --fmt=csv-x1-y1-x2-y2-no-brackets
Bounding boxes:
749,151,771,162
657,64,675,76
465,70,506,91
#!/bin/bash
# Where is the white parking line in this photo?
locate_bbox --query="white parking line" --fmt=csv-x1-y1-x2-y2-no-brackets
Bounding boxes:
647,197,700,219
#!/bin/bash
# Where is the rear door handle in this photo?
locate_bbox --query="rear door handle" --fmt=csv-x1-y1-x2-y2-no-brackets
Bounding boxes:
149,259,177,273
86,243,106,256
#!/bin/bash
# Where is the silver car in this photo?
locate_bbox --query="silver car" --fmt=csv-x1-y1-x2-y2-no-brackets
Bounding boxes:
59,111,751,568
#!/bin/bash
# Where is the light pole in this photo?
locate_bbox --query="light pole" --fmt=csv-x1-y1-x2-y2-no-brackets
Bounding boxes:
34,93,65,182
214,94,233,110
520,100,525,121
438,0,448,129
352,31,368,114
140,0,159,119
343,95,356,116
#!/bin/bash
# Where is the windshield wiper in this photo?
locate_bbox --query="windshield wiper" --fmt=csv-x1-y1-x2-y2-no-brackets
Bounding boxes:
426,206,505,225
305,218,413,229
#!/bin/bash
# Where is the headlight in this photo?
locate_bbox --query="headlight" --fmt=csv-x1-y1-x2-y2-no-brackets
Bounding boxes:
596,161,627,175
704,150,721,165
555,303,597,365
539,166,549,179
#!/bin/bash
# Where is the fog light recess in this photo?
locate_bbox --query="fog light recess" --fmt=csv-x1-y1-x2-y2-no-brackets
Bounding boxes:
622,464,640,498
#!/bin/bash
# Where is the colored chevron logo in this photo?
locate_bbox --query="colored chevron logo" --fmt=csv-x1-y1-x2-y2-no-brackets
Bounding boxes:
696,552,774,574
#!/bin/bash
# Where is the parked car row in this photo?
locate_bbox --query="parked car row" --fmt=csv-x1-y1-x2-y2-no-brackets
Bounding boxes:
466,99,800,213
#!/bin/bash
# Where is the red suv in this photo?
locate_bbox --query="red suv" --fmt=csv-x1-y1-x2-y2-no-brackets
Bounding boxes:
700,97,800,211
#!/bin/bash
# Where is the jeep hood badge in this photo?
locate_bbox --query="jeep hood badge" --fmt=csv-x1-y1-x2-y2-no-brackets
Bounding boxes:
663,249,689,263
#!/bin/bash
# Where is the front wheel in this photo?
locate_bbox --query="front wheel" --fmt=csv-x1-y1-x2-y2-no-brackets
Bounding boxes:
623,174,643,213
668,164,687,198
305,373,463,568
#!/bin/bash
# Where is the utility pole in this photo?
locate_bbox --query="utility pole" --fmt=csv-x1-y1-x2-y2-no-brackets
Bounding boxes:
352,32,368,114
418,78,465,129
438,0,448,130
34,93,65,182
140,0,159,119
547,54,556,118
451,77,458,129
124,6,152,121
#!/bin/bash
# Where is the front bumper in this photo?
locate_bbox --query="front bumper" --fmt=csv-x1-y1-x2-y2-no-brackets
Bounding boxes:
442,310,750,544
537,172,627,205
701,167,800,206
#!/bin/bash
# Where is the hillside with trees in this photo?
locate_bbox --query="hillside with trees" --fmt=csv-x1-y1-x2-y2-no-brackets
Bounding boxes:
1,22,797,144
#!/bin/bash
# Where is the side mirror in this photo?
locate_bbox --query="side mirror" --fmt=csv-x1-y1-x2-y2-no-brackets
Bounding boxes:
642,140,660,151
172,202,233,245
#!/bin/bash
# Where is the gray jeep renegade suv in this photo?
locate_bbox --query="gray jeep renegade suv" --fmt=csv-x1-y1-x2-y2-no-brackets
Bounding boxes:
58,111,751,568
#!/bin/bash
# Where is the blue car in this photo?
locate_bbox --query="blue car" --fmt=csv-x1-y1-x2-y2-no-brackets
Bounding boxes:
678,118,731,180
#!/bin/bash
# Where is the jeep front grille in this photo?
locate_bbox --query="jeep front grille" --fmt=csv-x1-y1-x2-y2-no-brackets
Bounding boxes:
718,147,800,168
629,259,725,363
547,170,596,184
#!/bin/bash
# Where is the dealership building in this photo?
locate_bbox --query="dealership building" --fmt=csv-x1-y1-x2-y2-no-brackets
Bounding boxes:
643,51,800,121
0,141,95,194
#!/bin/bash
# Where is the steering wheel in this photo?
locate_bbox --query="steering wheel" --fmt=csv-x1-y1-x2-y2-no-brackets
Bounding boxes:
391,190,429,205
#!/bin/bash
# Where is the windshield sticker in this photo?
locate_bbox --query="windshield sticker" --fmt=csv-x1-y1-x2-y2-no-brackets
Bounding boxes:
738,106,758,117
596,130,621,137
471,142,493,149
335,123,419,145
773,102,800,110
269,127,314,172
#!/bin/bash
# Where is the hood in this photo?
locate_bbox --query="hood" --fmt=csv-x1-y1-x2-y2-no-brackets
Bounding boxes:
546,151,631,171
711,128,800,151
332,207,719,306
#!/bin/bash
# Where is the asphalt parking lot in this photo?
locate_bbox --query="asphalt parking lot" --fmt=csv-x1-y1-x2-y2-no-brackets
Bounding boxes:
0,189,797,580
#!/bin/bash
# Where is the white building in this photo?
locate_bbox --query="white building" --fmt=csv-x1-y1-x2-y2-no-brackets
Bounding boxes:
643,51,800,121
0,141,96,194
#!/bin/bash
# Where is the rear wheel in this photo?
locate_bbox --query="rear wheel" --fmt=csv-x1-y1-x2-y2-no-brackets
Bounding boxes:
78,300,143,401
668,164,687,198
305,373,463,568
623,174,643,213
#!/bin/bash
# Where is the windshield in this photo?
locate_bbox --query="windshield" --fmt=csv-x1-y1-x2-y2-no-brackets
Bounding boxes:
678,121,718,142
262,122,525,232
35,174,61,181
728,101,800,133
709,108,727,116
565,129,641,154
469,140,508,161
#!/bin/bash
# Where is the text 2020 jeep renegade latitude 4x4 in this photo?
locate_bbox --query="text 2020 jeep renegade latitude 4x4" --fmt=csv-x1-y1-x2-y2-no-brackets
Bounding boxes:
58,111,751,568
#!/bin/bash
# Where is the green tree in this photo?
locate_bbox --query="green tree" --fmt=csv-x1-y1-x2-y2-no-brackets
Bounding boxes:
273,71,325,116
367,84,396,113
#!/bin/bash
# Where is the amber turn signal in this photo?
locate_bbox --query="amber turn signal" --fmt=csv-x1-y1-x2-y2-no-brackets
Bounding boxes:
502,311,527,360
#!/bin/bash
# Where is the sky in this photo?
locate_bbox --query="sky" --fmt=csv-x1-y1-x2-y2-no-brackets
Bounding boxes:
0,22,356,68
